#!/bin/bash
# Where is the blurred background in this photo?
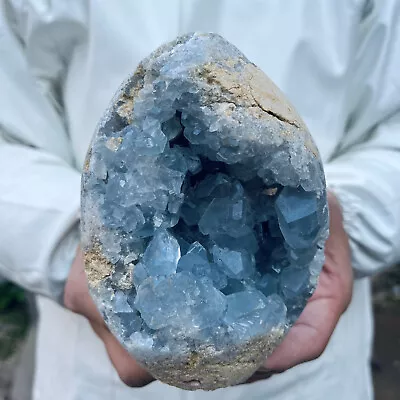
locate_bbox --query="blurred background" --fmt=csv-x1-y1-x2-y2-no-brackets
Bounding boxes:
1,266,399,400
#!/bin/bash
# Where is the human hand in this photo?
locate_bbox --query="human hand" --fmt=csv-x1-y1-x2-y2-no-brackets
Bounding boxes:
64,247,154,387
250,191,353,382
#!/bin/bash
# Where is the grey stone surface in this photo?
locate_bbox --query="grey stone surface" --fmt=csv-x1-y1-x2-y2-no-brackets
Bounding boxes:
81,32,328,390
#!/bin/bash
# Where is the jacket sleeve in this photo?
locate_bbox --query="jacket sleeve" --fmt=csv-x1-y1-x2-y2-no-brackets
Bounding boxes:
325,0,400,277
0,1,86,302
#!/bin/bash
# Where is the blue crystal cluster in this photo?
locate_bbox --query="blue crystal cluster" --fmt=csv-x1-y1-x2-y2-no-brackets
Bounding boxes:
81,33,328,388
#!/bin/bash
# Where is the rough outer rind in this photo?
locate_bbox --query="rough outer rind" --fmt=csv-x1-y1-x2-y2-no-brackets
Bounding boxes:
83,246,113,288
142,328,285,390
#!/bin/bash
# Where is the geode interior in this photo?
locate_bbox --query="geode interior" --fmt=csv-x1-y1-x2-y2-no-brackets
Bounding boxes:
81,33,329,390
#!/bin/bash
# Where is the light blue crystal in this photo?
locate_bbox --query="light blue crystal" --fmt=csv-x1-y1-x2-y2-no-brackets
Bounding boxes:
141,229,180,276
180,147,202,174
309,247,325,279
132,262,149,288
167,193,185,214
177,252,209,274
118,312,143,338
280,267,311,299
207,265,228,290
187,241,208,257
221,278,246,295
198,196,253,239
223,290,267,324
180,199,205,226
120,122,167,156
256,274,278,297
211,232,259,254
212,245,255,279
275,186,319,249
135,272,226,335
124,206,146,233
188,278,227,335
130,331,154,353
160,148,189,174
113,290,133,313
195,173,232,199
226,294,287,341
134,276,169,329
161,112,183,140
175,235,191,255
177,242,227,289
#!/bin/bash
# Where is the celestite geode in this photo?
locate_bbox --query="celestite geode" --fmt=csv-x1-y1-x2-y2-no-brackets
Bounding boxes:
81,33,329,390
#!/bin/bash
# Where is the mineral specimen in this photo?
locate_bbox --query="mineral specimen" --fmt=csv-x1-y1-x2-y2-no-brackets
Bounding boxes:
81,32,329,390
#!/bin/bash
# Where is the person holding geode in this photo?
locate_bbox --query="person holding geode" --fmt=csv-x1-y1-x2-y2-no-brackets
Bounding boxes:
0,2,399,400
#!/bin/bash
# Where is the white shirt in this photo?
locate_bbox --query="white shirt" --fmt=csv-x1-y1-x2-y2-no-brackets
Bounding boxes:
1,1,399,399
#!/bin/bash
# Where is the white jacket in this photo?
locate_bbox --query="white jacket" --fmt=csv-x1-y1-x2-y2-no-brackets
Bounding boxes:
0,1,399,399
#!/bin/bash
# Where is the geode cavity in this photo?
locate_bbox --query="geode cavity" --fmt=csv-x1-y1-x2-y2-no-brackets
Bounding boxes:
81,33,329,390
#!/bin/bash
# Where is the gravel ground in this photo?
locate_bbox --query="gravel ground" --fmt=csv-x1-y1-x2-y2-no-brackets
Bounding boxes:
372,266,400,400
0,286,31,400
0,351,19,400
0,309,29,400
